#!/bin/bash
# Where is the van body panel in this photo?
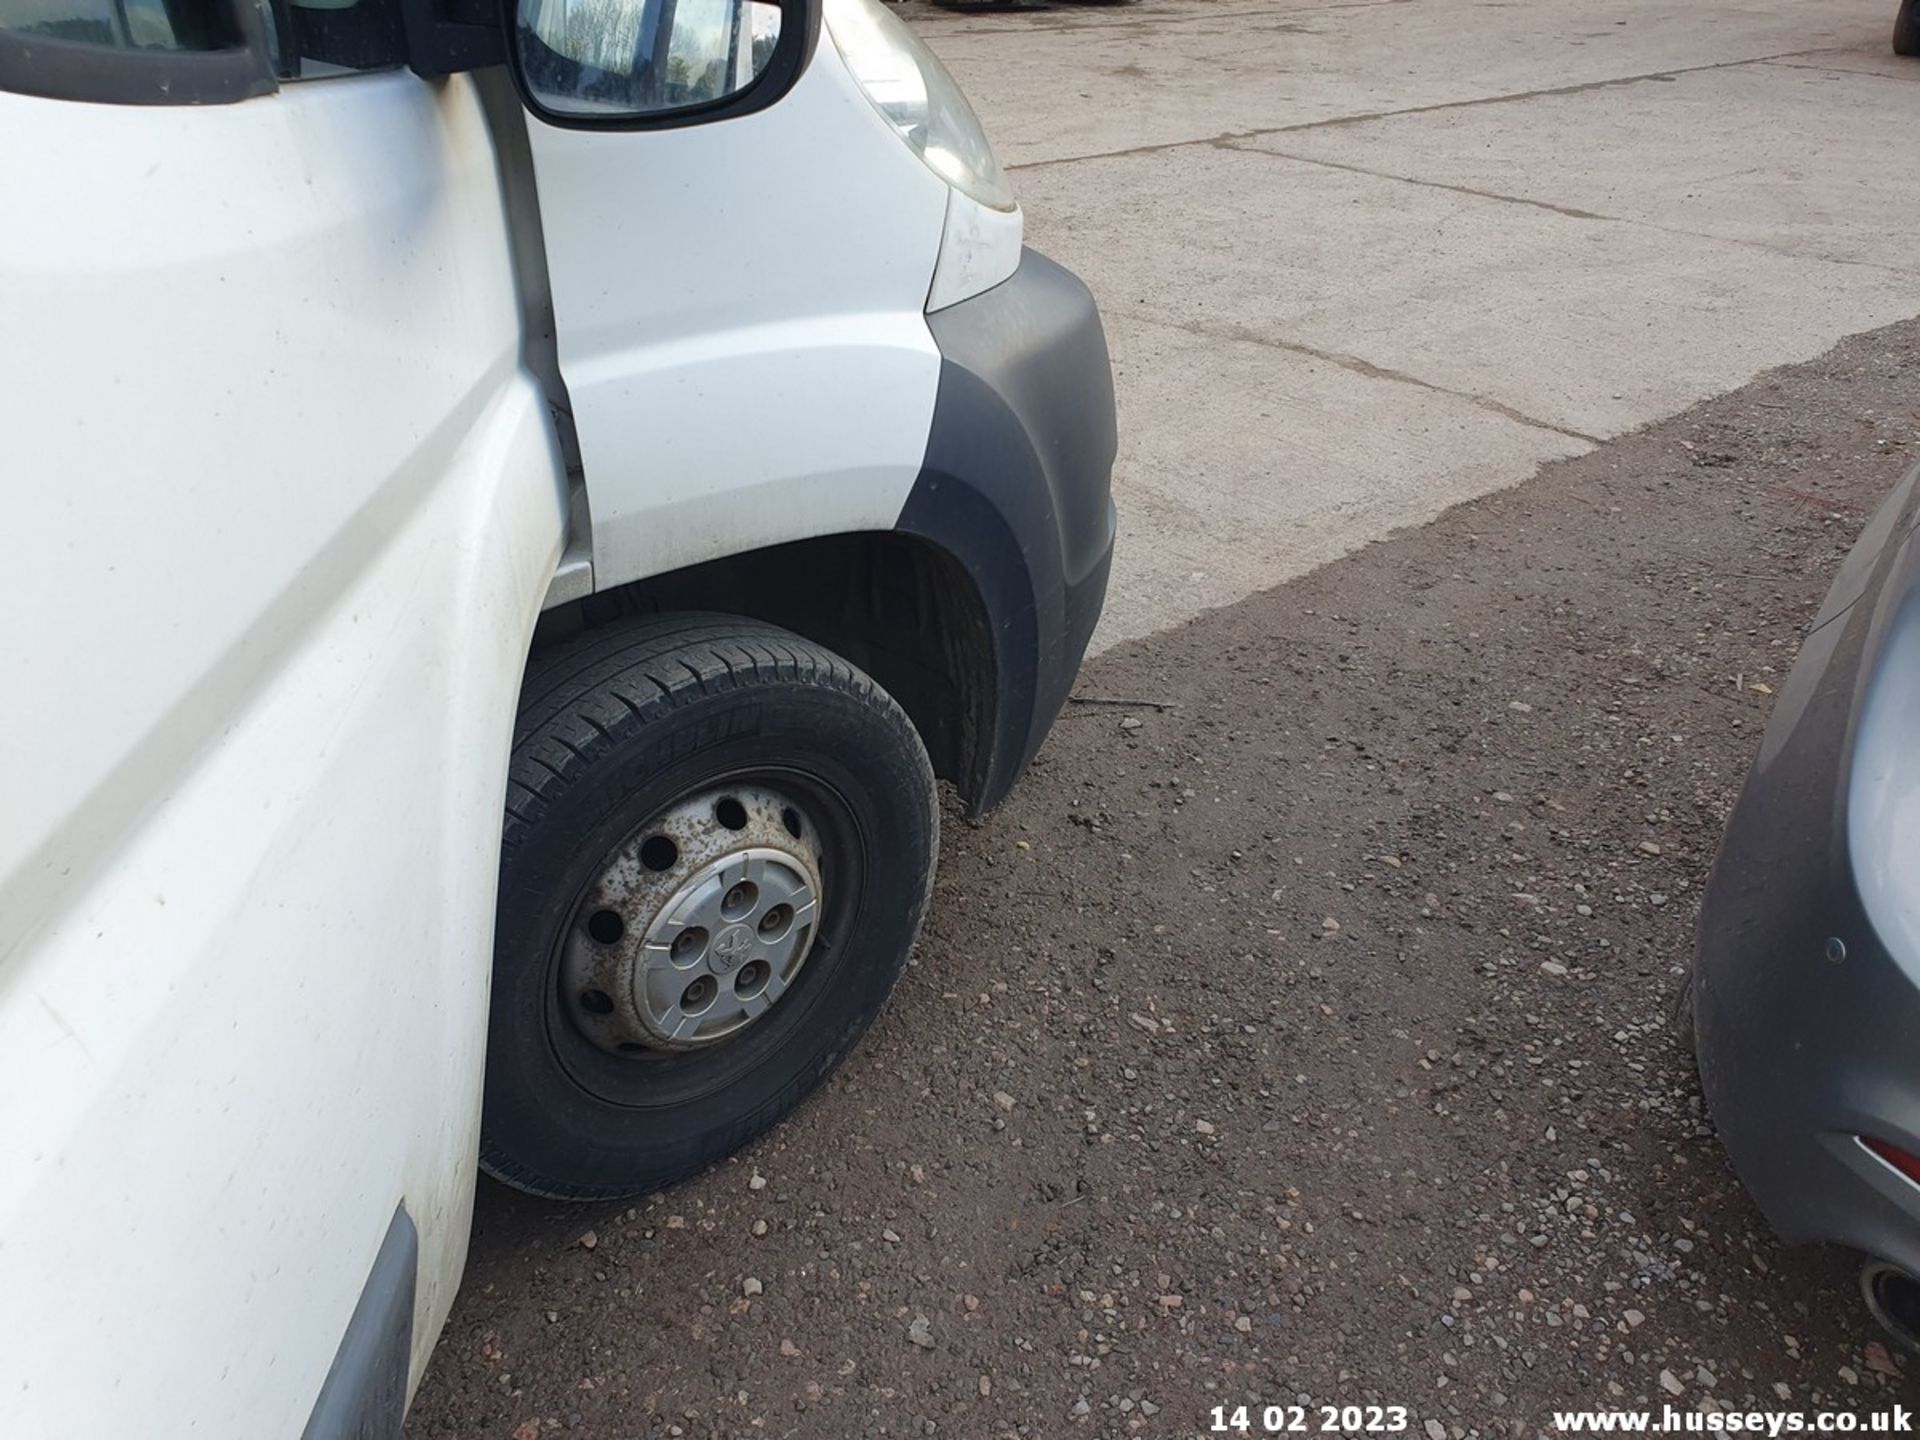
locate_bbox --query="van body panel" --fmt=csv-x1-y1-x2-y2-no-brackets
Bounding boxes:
0,73,566,1436
0,0,1119,1424
523,30,952,591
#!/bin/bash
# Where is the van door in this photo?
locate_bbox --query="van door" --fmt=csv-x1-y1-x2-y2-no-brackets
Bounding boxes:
0,3,566,1433
507,0,956,592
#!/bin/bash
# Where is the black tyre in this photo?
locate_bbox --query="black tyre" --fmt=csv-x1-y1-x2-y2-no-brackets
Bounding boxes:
1898,0,1920,56
482,614,938,1200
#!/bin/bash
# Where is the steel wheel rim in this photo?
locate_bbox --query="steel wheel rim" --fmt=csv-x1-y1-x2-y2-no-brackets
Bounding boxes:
559,783,826,1056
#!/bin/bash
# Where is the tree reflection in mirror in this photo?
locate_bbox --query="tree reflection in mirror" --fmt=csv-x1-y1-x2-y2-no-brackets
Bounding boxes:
517,0,781,119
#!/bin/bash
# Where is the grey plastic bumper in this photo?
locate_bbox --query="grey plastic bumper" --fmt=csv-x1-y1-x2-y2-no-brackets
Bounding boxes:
1695,463,1920,1271
897,248,1118,811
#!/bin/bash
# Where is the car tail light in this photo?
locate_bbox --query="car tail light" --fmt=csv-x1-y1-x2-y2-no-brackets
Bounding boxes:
1862,1136,1920,1187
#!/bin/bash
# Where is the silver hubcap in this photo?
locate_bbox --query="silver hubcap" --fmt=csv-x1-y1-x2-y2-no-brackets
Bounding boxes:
561,785,823,1054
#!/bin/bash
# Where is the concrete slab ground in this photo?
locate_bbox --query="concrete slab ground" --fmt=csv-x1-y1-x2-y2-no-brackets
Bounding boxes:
901,0,1920,650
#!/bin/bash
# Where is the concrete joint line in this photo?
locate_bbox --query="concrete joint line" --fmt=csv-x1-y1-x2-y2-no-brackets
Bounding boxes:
1759,57,1920,86
1125,310,1604,446
1006,45,1856,173
1211,144,1920,281
1220,142,1609,221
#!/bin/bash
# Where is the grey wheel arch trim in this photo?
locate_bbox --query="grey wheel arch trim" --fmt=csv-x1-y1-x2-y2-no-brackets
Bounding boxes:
896,246,1118,811
301,1204,417,1440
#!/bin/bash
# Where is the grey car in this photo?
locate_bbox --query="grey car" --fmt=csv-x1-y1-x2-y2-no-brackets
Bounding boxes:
1694,461,1920,1350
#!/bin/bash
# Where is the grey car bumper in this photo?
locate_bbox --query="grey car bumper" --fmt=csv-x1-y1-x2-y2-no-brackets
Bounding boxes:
1695,462,1920,1272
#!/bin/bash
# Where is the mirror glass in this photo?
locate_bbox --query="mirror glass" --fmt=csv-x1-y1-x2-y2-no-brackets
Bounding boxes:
516,0,781,119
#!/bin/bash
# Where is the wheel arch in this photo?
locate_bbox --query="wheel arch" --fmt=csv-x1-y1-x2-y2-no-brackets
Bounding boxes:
532,530,1002,810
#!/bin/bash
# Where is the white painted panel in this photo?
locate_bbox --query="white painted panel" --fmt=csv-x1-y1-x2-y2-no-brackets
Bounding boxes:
525,30,953,587
929,186,1024,312
0,73,566,1436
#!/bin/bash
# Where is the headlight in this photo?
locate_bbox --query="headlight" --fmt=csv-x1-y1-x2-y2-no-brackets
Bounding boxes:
824,0,1016,213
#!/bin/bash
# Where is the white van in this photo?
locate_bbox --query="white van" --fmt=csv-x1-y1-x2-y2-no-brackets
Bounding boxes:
0,0,1116,1428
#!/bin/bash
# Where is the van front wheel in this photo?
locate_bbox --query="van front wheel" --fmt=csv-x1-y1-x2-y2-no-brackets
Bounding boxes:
482,615,938,1201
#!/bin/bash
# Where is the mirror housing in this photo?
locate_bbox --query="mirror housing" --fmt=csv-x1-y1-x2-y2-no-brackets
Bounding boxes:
404,0,506,76
505,0,817,130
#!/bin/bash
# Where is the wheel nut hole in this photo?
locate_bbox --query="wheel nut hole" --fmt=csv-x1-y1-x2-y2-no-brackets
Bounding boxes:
734,960,770,998
639,835,679,872
578,988,615,1015
681,975,718,1012
782,806,804,839
670,926,709,963
714,796,749,831
758,904,794,941
721,880,759,921
586,909,625,945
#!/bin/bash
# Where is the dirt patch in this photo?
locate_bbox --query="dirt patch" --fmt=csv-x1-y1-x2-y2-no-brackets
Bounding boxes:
407,320,1920,1438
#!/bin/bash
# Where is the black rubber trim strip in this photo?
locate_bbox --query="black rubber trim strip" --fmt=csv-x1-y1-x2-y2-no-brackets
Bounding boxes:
300,1204,418,1440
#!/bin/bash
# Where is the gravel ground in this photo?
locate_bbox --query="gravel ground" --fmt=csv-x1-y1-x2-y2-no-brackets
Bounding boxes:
407,319,1920,1439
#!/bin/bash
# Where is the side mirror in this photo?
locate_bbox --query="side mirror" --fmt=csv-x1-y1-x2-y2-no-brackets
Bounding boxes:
510,0,813,128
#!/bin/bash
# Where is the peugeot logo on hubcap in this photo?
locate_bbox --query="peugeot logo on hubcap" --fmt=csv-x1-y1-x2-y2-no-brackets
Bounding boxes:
711,924,756,974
